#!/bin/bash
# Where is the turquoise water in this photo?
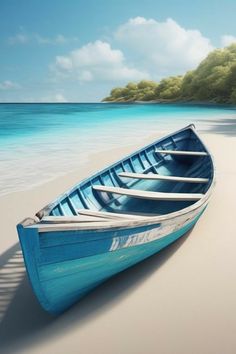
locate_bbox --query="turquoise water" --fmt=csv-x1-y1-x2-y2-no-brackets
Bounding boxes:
0,103,235,196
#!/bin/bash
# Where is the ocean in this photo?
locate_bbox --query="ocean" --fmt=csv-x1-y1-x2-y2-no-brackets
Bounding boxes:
0,103,235,196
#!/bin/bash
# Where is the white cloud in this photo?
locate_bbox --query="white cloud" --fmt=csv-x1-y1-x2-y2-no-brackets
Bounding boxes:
8,32,79,45
8,34,29,45
34,34,79,45
55,35,67,44
52,40,149,82
0,80,21,90
115,17,214,76
54,93,68,102
221,35,236,47
40,93,68,103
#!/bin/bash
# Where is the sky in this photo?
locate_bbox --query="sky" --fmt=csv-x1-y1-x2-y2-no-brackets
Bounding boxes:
0,0,236,102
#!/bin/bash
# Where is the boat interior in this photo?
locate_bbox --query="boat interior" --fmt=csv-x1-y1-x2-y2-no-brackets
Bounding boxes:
41,127,213,221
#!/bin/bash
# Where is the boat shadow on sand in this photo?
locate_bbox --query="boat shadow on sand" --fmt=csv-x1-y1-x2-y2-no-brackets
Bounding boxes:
0,230,192,353
202,117,236,136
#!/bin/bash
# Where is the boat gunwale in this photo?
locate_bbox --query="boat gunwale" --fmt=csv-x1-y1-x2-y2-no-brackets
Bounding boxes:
27,198,209,233
21,124,216,232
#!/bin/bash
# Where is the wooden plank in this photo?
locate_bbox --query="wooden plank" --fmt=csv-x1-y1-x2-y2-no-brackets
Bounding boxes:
28,222,108,232
28,220,134,233
77,209,148,220
119,172,209,184
41,215,109,223
93,185,204,201
155,149,208,156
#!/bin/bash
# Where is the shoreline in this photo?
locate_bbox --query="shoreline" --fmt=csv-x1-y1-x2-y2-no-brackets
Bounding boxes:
1,105,235,198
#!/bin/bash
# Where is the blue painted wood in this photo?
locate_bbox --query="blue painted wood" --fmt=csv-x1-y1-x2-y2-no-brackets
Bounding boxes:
17,224,52,311
18,211,203,314
17,125,214,314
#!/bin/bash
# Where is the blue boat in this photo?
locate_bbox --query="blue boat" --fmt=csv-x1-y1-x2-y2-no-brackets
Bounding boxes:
17,125,215,314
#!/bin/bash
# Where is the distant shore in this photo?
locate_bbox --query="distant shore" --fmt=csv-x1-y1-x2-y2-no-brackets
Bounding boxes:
103,99,236,107
102,45,236,105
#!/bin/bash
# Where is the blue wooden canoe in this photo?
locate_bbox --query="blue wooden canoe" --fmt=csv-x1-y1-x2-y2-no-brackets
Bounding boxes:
17,125,215,314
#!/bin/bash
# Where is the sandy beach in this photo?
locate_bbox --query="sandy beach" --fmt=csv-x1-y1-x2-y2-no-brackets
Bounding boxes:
0,124,236,354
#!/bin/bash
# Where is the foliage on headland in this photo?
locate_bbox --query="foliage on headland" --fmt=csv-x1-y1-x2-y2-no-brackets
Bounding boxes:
102,44,236,104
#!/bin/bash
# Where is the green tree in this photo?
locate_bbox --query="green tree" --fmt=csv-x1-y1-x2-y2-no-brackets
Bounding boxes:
137,80,158,90
126,82,138,90
156,76,183,99
103,44,236,104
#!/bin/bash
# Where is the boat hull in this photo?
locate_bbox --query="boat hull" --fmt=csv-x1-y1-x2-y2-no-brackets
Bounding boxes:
17,125,214,314
18,205,206,314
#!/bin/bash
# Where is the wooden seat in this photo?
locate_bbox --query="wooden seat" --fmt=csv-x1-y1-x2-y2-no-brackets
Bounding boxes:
119,172,209,184
93,185,204,201
77,209,150,220
155,149,208,156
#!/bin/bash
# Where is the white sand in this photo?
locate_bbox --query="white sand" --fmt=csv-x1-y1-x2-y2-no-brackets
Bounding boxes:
0,131,236,354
